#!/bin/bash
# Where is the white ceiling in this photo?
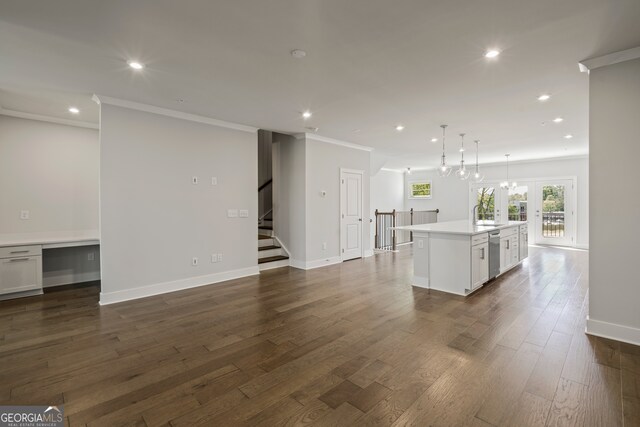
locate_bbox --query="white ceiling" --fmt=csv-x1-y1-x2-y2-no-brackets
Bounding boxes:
1,0,639,169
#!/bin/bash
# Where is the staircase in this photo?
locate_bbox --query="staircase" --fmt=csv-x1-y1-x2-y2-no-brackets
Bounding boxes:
258,221,289,270
257,129,289,270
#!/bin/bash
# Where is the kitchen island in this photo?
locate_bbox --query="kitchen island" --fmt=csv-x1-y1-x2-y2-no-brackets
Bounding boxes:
393,220,528,296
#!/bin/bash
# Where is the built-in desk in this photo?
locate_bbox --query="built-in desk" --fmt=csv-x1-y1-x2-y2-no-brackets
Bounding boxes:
0,230,100,300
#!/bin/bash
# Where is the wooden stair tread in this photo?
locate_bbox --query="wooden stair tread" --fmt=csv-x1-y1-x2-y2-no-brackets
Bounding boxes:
258,235,271,240
258,225,273,230
258,255,289,264
258,245,281,251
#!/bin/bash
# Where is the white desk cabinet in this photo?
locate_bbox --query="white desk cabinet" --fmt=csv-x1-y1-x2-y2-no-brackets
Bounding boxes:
0,246,43,296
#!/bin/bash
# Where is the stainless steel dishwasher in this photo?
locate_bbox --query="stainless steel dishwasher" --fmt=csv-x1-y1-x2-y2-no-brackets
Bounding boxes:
488,230,501,279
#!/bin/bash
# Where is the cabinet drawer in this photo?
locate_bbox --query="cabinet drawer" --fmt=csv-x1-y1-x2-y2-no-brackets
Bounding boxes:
0,255,43,295
519,224,528,233
471,233,489,246
501,227,518,238
0,245,42,259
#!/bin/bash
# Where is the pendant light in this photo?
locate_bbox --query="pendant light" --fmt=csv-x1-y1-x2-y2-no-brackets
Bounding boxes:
500,154,517,190
437,125,452,177
473,140,484,182
456,133,470,180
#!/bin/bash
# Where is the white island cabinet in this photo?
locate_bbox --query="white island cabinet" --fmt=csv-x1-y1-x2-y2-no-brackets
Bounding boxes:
392,220,527,296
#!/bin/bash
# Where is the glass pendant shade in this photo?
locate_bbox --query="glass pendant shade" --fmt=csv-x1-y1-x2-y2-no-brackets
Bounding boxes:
437,124,451,177
456,133,470,180
473,140,484,182
500,154,517,189
438,159,452,177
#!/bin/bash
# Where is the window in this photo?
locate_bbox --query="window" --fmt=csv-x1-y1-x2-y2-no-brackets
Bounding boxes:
409,181,432,199
508,185,528,221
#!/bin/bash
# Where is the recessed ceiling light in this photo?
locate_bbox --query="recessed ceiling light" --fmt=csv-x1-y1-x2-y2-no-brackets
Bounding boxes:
302,110,312,119
68,107,80,114
431,138,438,142
291,49,307,59
395,125,405,131
553,117,564,123
484,49,500,58
538,94,551,101
127,60,144,70
564,134,573,139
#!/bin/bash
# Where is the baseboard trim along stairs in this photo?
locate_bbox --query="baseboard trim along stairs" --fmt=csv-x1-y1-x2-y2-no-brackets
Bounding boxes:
258,229,290,271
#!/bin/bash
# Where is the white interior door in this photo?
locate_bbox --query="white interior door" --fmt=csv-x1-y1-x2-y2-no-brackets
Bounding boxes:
534,179,575,246
341,169,363,261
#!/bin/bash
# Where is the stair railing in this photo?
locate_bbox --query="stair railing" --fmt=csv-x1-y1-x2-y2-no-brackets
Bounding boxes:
258,178,273,225
375,208,439,251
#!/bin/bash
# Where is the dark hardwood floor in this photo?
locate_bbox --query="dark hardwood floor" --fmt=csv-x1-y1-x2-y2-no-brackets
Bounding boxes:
1,246,638,426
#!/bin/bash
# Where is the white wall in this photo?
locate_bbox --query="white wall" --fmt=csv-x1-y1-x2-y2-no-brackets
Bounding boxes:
99,103,258,304
370,169,405,249
404,156,589,247
304,136,371,264
587,56,640,345
0,115,99,234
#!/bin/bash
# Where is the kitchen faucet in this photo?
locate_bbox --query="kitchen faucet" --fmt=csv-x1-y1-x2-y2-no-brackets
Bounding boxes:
472,204,480,225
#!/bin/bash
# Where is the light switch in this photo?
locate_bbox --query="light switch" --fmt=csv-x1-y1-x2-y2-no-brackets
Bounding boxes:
211,177,218,186
227,209,238,218
239,209,249,218
20,210,30,220
418,239,424,249
192,176,199,185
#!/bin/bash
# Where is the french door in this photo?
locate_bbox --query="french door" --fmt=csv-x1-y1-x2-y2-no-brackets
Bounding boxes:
534,180,574,246
470,178,576,247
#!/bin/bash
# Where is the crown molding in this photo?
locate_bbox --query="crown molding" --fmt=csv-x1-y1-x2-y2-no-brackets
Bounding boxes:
579,46,640,72
383,153,589,173
92,94,258,133
0,107,98,129
300,133,374,152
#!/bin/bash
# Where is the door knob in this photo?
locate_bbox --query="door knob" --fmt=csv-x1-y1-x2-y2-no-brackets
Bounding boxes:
358,218,362,222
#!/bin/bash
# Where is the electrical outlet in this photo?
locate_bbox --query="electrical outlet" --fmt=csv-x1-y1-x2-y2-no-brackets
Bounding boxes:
211,177,218,185
192,176,199,185
20,210,30,220
192,257,198,266
418,239,424,249
88,252,95,261
211,254,218,263
239,209,249,218
217,253,223,262
227,209,238,218
322,242,327,250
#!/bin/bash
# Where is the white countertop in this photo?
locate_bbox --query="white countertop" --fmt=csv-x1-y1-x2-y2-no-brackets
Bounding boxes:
392,220,527,236
0,230,100,248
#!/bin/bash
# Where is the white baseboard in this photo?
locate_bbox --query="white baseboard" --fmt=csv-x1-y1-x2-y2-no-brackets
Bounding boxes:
43,271,101,288
364,249,374,258
99,266,259,305
586,316,640,346
290,256,342,271
259,258,290,271
575,244,590,250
